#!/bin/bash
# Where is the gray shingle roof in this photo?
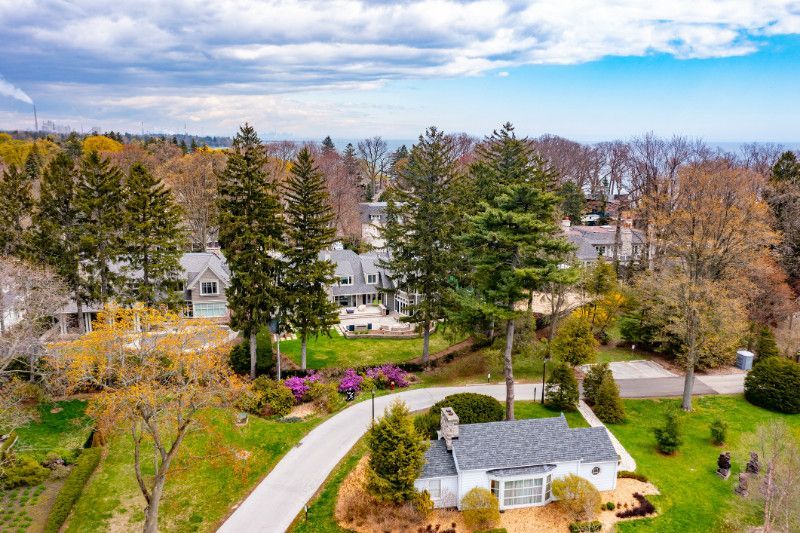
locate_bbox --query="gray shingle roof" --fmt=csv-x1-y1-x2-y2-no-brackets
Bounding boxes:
487,464,557,478
420,440,458,479
451,415,618,471
565,225,645,261
323,248,395,296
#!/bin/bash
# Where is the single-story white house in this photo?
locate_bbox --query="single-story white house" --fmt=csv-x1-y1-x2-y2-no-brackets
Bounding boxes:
415,407,619,510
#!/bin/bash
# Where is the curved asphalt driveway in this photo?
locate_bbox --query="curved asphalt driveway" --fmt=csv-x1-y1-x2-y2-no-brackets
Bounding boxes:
218,384,539,533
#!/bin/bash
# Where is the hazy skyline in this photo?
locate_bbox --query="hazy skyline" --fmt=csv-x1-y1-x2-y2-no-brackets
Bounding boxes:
1,1,799,141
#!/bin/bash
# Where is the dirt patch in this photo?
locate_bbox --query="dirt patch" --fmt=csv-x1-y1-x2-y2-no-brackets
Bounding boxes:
336,458,659,533
288,403,317,418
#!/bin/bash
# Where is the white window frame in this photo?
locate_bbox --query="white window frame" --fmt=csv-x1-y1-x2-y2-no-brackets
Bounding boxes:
369,214,381,222
192,302,227,318
492,473,552,509
200,281,218,295
339,276,353,286
424,479,441,499
367,273,377,284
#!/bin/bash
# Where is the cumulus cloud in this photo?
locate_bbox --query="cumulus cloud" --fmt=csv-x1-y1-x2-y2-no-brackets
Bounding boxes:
1,0,799,132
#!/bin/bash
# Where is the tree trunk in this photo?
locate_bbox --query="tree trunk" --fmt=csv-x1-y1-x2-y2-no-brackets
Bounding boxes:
249,331,257,379
681,364,695,411
422,322,431,365
77,299,85,334
142,475,166,533
276,333,282,380
301,335,307,370
504,319,516,421
28,352,35,382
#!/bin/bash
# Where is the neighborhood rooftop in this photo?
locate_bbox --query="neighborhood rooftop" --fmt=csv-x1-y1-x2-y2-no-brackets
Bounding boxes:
419,415,618,478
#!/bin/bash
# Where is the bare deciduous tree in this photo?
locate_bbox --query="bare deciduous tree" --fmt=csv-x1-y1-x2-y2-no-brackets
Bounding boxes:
358,136,388,199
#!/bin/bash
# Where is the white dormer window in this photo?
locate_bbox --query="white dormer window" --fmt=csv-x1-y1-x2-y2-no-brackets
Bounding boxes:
339,276,353,286
201,281,218,295
595,246,607,257
369,214,381,222
367,274,377,284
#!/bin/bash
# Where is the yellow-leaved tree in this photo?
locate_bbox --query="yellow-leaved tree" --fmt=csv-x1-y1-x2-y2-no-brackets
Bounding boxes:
48,304,240,533
82,135,123,154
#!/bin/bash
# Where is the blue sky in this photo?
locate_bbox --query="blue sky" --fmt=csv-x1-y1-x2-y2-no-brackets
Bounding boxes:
1,1,799,141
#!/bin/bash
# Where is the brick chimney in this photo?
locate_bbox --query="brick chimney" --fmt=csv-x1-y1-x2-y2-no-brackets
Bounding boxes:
440,407,459,451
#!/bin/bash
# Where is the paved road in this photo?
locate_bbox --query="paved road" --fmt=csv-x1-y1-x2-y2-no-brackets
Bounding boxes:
219,384,540,533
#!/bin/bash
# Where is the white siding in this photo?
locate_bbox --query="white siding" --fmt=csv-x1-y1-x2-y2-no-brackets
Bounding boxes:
457,470,490,509
415,477,459,508
577,460,618,491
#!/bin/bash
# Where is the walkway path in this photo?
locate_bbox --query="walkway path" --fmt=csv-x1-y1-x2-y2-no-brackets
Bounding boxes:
219,384,540,533
577,400,636,471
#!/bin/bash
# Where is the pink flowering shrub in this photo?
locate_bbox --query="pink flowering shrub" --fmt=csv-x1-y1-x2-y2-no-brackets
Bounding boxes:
365,365,410,389
338,369,364,393
284,372,322,402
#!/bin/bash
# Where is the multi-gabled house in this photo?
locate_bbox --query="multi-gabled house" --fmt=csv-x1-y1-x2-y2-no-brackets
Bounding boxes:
563,219,646,266
415,408,619,510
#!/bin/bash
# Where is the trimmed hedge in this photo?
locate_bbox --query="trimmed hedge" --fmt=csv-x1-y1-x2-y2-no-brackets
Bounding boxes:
617,470,648,482
616,492,656,518
44,447,102,533
415,393,504,439
744,356,800,413
569,521,602,532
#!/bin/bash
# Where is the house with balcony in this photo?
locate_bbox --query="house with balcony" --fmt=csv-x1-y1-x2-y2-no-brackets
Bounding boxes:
415,408,619,510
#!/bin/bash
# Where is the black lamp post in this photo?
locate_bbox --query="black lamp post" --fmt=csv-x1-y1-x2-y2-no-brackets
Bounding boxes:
541,354,550,403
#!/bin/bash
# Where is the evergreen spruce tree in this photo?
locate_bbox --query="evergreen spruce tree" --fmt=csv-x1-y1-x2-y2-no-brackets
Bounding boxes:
74,151,126,304
755,325,781,361
217,124,286,378
544,361,579,412
582,362,611,406
593,373,625,423
551,314,598,366
380,127,464,363
284,148,339,369
367,400,428,503
190,138,198,153
29,152,84,328
771,151,800,185
122,163,186,306
321,136,336,154
559,181,585,223
0,164,34,256
464,123,574,420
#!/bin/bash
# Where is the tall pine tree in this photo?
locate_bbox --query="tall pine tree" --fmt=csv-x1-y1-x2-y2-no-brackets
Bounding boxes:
284,148,338,369
380,127,464,363
217,124,285,378
29,152,84,328
0,164,33,256
74,151,126,304
122,163,186,306
464,123,574,420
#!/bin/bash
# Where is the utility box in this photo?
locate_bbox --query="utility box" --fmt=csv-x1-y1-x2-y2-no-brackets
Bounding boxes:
736,349,754,371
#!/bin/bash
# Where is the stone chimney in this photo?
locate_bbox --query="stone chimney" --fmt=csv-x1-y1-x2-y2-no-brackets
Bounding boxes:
440,407,459,451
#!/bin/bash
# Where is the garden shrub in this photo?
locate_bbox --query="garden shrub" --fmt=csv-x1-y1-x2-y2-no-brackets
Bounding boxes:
615,492,656,518
709,418,728,445
460,487,500,531
415,393,504,439
582,363,611,406
233,383,264,414
366,364,410,388
617,471,648,482
754,325,780,361
744,357,800,413
0,454,49,489
593,374,625,423
306,381,342,413
44,447,102,533
252,377,295,417
569,521,602,532
654,409,683,454
552,474,601,521
229,340,273,376
338,368,364,393
545,362,580,412
367,400,427,503
283,372,322,402
551,314,598,366
605,501,616,511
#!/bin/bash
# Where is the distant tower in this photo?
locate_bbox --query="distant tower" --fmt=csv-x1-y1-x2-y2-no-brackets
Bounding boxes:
33,104,38,133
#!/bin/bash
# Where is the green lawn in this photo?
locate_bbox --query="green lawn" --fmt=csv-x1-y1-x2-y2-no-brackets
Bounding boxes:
15,399,94,461
281,330,457,369
65,408,322,533
610,395,800,532
515,400,590,428
597,344,645,363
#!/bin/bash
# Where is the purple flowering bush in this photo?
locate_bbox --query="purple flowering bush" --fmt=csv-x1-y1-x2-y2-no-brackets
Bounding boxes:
283,372,322,402
365,364,410,389
338,369,364,393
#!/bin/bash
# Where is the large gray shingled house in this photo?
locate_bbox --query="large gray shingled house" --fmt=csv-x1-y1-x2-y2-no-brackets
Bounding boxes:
415,408,619,510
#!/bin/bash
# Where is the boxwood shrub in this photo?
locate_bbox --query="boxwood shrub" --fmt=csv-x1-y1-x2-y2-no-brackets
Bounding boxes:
415,393,504,439
569,520,602,532
44,447,102,533
744,356,800,413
